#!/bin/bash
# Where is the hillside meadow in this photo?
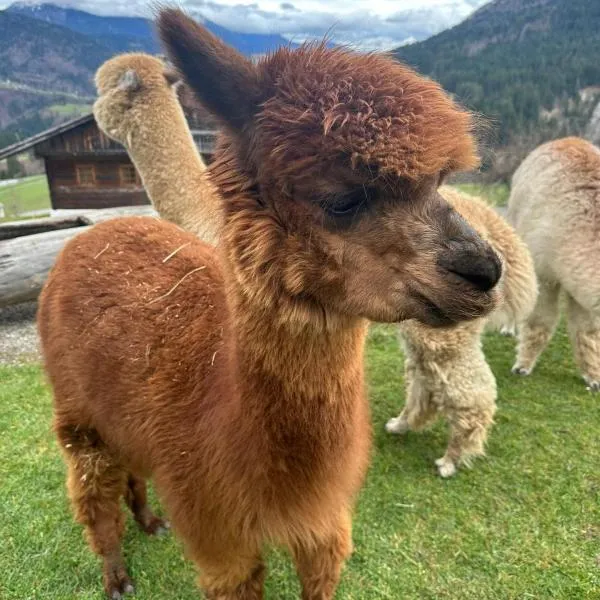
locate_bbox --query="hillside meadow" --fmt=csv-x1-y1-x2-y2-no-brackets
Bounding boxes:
0,175,50,221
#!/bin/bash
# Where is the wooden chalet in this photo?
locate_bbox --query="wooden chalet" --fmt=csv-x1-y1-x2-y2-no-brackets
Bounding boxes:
0,104,218,211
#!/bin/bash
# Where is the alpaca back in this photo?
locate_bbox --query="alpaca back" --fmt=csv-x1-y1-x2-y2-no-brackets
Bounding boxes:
440,186,538,330
507,137,600,312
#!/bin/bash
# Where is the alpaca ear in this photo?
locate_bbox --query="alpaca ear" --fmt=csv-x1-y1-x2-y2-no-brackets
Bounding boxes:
117,69,141,92
163,67,181,88
156,8,263,132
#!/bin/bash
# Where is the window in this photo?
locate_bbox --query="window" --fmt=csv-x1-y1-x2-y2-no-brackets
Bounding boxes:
76,165,96,186
119,164,139,186
192,132,216,154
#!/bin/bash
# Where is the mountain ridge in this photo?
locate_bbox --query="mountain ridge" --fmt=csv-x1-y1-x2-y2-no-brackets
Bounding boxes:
5,3,298,57
394,0,600,138
393,0,600,178
0,3,301,148
0,11,112,95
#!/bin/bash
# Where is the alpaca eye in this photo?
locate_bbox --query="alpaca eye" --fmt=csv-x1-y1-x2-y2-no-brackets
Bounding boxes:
327,194,363,216
320,187,378,217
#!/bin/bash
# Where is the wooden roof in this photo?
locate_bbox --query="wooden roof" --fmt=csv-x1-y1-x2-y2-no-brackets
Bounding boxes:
0,114,95,161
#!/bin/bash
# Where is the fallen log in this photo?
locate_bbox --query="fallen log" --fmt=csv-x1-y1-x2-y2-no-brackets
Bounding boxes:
0,206,158,242
52,206,157,223
0,227,91,307
0,215,89,241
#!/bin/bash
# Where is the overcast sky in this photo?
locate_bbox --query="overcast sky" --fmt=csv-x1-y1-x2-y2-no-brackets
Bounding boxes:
4,0,490,49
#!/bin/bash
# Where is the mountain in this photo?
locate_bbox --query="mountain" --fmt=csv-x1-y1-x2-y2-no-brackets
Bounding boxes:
6,3,297,57
0,3,301,150
1,2,300,97
394,0,600,177
6,3,159,54
0,9,108,146
0,11,111,95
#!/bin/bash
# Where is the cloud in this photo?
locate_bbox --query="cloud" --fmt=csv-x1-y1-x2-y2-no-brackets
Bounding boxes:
1,0,489,50
182,0,488,50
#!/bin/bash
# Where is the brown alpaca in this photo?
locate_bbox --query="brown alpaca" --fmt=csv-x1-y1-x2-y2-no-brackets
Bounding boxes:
93,53,221,244
90,53,535,479
37,9,503,599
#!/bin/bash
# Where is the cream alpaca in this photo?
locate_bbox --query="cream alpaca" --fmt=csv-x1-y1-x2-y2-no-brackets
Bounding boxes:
508,137,600,391
93,53,222,244
386,187,538,477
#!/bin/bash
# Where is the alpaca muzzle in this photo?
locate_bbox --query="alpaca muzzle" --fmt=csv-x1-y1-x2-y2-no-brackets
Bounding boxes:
439,243,502,292
436,204,502,293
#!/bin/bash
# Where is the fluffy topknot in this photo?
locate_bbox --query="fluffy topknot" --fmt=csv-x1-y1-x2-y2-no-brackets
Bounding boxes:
255,43,480,181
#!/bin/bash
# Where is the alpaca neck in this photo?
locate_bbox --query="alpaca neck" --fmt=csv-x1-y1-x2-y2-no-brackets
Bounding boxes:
226,273,368,426
223,290,368,498
127,91,222,244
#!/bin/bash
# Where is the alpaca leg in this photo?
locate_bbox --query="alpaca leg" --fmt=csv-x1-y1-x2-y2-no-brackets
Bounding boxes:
125,475,170,535
513,281,561,376
435,407,495,478
386,365,437,434
499,323,516,337
57,422,133,598
198,555,265,600
386,400,438,435
566,295,600,391
293,514,353,600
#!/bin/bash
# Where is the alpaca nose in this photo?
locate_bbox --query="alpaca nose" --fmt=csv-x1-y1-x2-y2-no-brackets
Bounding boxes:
440,246,502,292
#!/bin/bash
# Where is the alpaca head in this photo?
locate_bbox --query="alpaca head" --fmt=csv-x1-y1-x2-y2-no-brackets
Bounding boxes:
94,54,180,144
95,53,168,95
157,9,501,327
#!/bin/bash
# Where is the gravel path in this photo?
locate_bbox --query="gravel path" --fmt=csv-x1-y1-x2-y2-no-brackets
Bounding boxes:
0,301,40,366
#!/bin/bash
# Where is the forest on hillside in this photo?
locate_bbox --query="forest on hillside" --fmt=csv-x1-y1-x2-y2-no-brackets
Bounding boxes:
395,0,600,179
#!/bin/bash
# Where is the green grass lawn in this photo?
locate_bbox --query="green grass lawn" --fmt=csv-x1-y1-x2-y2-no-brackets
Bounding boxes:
1,326,599,600
45,103,93,117
454,183,510,207
0,175,51,221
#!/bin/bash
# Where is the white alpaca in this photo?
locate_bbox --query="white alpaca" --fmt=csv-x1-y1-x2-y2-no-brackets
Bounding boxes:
387,187,538,477
508,137,600,391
